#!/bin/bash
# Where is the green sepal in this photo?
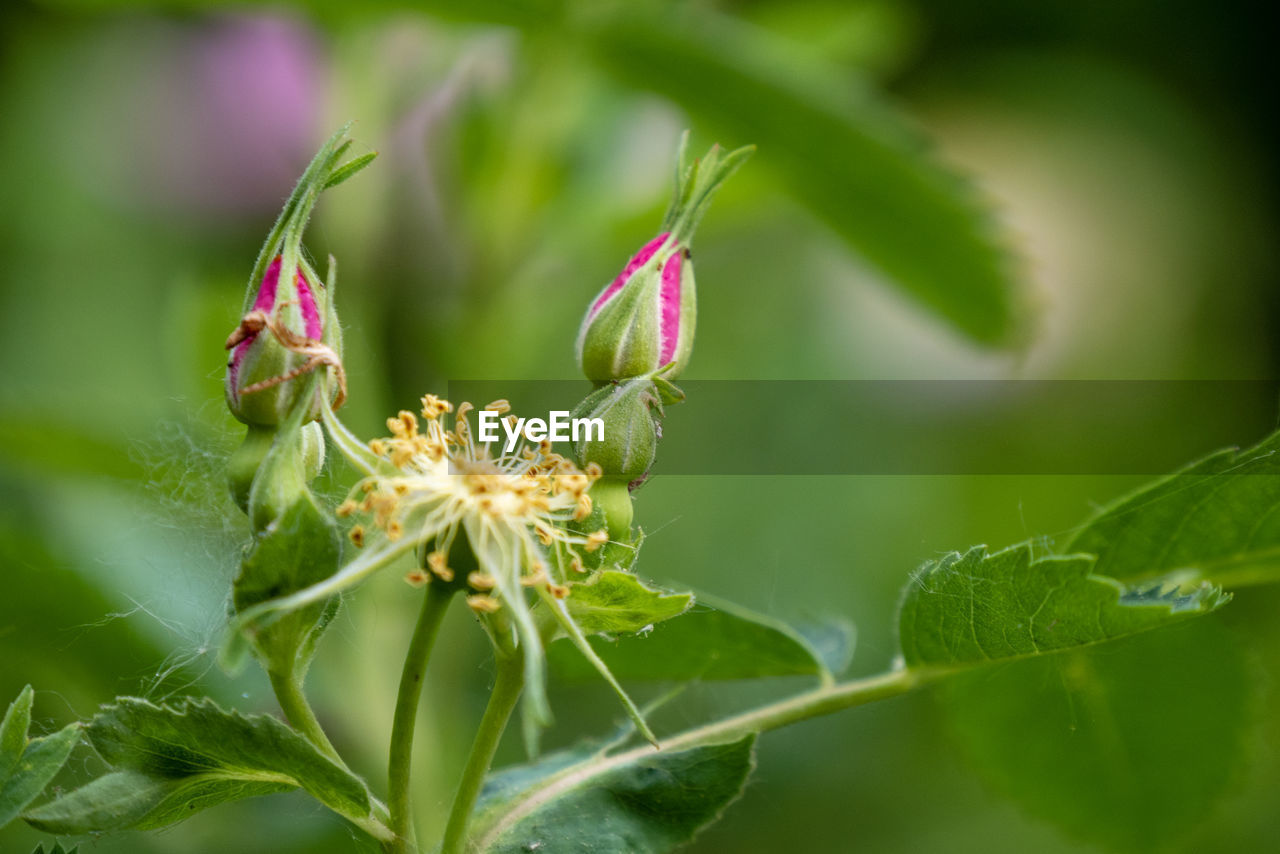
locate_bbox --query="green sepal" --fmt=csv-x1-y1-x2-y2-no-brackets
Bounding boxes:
660,132,755,245
228,422,324,513
561,570,692,636
572,377,666,482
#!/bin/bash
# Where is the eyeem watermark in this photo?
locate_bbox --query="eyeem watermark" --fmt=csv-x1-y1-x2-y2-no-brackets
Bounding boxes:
478,410,604,454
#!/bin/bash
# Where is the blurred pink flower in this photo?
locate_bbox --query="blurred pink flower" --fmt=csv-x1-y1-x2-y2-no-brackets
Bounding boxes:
136,14,325,216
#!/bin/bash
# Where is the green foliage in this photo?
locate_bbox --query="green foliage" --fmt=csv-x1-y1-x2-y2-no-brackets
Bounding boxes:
232,495,343,677
24,768,291,835
23,698,373,833
322,151,379,190
550,592,850,682
587,9,1024,344
942,620,1251,852
898,543,1228,668
1,687,80,829
1068,431,1280,588
547,570,694,745
468,735,757,853
0,19,1274,849
562,570,692,635
913,436,1280,852
31,843,77,854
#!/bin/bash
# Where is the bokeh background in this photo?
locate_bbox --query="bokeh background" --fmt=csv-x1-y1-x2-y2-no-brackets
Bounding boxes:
1,1,1277,852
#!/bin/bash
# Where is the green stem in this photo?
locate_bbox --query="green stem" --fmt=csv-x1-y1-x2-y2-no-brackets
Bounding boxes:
387,583,456,853
467,666,926,851
268,666,344,765
270,666,395,844
441,651,526,854
657,666,922,750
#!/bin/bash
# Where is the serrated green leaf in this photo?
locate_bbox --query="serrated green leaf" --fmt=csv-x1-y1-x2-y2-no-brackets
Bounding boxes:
562,570,692,635
943,619,1251,852
232,495,343,676
1068,430,1280,588
469,735,756,853
549,592,844,682
899,543,1228,669
31,842,78,854
587,10,1023,344
23,697,372,833
1,686,80,830
24,768,289,834
928,434,1273,851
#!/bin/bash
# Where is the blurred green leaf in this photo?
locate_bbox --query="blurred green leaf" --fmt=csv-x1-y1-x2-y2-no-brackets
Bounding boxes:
1068,431,1280,589
0,483,185,713
943,620,1251,852
469,735,756,853
585,9,1023,344
24,698,372,833
0,419,143,481
898,544,1228,668
562,570,692,635
1,686,80,829
928,434,1279,850
549,592,847,681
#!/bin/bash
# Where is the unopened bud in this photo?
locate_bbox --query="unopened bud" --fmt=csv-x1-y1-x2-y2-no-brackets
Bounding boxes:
225,255,342,426
222,124,373,523
572,377,666,482
577,234,695,382
576,136,752,383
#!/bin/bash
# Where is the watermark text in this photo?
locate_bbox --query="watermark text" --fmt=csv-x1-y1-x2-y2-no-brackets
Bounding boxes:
477,410,604,454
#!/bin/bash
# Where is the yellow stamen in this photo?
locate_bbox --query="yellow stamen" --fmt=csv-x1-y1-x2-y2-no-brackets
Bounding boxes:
467,571,496,591
467,595,501,613
584,529,609,552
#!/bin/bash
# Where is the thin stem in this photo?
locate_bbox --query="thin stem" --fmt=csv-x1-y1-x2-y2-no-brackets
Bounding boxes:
656,666,922,751
540,588,656,746
441,651,525,854
268,666,344,765
467,667,926,852
269,659,396,844
387,583,457,853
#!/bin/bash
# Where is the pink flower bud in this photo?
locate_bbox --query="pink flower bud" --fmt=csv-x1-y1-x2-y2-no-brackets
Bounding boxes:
575,137,752,383
225,255,337,426
576,233,696,382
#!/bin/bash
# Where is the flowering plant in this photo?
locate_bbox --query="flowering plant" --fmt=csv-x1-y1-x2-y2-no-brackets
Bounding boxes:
3,125,1278,854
